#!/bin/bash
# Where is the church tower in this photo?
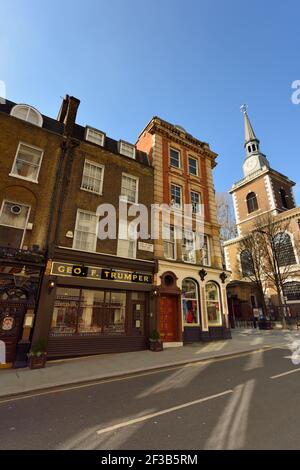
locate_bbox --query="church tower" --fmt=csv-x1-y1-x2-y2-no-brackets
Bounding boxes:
230,106,296,236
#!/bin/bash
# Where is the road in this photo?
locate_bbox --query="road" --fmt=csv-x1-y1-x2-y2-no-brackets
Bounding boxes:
0,346,300,450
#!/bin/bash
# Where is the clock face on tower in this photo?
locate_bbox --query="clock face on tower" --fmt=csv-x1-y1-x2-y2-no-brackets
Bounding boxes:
244,156,258,174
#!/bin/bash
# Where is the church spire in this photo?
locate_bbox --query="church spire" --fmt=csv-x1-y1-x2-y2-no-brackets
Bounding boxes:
240,105,270,176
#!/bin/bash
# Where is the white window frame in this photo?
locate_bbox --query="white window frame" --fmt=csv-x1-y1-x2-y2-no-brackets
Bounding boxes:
170,183,182,209
182,230,196,264
202,235,211,267
80,159,105,195
182,278,200,326
85,127,105,147
9,142,44,184
121,173,139,204
191,191,201,214
119,140,136,159
0,199,31,249
10,104,43,127
169,147,181,169
163,224,176,260
73,209,98,252
206,282,222,326
188,155,199,176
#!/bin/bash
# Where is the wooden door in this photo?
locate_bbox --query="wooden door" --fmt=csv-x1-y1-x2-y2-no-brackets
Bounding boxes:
0,303,25,365
159,295,178,342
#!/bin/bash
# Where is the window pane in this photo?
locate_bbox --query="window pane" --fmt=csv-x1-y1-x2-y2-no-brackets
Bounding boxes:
81,161,103,193
171,184,182,208
206,283,221,325
78,290,105,334
120,142,135,159
0,202,29,229
103,292,126,334
170,148,180,168
86,128,105,146
117,239,136,258
188,157,198,175
12,144,42,180
50,288,81,336
73,211,98,251
121,175,137,203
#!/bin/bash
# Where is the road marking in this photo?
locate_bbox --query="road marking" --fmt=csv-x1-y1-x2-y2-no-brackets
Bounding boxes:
0,347,280,405
270,368,300,379
96,390,233,435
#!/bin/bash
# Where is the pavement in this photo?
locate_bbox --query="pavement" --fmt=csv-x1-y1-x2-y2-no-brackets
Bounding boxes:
0,328,299,399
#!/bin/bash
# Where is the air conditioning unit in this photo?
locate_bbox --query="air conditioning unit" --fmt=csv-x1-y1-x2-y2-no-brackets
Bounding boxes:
11,204,22,215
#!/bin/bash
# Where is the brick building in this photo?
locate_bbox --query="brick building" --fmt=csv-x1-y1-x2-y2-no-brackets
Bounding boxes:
0,99,65,367
224,107,300,323
137,117,231,344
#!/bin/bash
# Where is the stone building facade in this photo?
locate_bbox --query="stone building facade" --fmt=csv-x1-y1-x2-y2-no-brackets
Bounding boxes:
137,117,231,344
224,107,300,322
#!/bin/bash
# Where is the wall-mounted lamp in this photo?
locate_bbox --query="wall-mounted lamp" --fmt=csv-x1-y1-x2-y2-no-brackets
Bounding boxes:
152,289,159,297
220,272,228,284
13,266,30,287
48,280,55,290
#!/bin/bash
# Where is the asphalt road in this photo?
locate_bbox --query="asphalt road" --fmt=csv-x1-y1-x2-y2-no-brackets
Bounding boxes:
1,346,300,450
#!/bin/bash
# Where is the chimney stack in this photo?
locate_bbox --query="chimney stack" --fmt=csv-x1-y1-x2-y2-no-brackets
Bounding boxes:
57,94,80,136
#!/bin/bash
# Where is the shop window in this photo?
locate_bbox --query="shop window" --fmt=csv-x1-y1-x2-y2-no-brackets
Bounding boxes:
182,278,200,326
163,225,176,260
246,192,258,214
117,239,136,258
81,160,104,194
50,288,126,336
206,282,222,326
10,143,44,182
73,210,98,252
0,201,30,249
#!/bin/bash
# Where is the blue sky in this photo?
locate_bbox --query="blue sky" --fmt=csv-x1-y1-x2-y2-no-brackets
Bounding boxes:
1,0,299,203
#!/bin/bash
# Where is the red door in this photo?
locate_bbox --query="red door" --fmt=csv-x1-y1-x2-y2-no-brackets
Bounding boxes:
159,295,178,342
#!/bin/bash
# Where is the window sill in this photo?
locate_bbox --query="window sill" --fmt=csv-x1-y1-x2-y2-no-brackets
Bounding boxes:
80,187,103,196
9,173,39,184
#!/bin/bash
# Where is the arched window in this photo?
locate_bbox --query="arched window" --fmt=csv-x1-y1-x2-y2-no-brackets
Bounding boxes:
182,279,200,325
206,282,222,326
274,232,296,267
252,144,256,152
246,192,258,213
279,188,289,209
240,250,255,277
10,104,43,127
283,282,300,301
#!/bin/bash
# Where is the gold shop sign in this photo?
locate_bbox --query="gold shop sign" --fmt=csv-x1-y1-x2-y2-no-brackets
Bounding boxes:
50,262,152,284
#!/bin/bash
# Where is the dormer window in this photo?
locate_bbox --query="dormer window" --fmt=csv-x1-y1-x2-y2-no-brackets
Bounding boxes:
119,141,136,159
85,127,105,146
10,105,43,127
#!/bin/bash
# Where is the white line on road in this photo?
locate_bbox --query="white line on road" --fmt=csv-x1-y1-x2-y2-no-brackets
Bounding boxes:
270,368,300,379
96,389,233,435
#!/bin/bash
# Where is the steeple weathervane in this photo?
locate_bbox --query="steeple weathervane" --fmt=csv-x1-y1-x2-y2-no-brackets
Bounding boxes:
240,104,248,114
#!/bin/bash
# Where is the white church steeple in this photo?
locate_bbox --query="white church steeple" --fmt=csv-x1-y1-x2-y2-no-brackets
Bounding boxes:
240,105,270,176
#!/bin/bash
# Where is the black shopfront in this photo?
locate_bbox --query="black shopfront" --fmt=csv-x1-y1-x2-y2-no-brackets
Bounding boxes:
34,251,156,359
